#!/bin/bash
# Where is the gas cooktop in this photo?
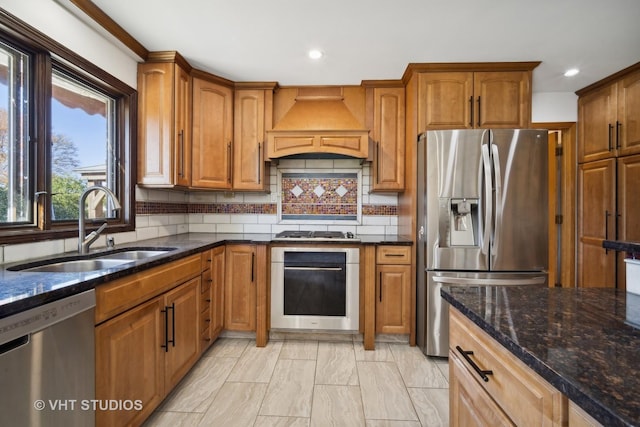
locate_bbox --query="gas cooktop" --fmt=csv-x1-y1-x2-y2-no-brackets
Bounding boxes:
273,230,359,241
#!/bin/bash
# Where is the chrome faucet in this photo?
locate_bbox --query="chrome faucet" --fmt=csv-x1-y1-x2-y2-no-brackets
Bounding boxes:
78,186,121,254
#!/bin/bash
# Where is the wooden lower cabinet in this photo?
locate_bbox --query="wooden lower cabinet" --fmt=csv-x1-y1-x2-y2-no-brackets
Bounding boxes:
224,244,256,331
95,275,200,427
449,307,567,427
375,245,411,334
449,353,515,427
163,278,200,391
96,297,164,427
200,246,225,353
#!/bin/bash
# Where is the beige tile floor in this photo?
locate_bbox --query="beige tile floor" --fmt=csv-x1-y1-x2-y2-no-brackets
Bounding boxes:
144,337,450,427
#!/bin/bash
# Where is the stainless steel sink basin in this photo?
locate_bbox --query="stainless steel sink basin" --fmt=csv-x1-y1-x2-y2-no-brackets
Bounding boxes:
18,259,132,273
8,247,176,273
98,250,171,261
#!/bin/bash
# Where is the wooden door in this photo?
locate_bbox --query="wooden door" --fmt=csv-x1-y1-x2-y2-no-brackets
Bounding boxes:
137,62,174,186
164,277,200,391
225,245,256,331
95,297,164,427
191,76,233,189
418,72,473,130
371,86,405,191
578,84,617,163
474,71,530,129
174,65,191,186
617,154,640,289
617,69,640,156
449,353,516,427
211,245,226,338
376,264,410,334
578,159,616,287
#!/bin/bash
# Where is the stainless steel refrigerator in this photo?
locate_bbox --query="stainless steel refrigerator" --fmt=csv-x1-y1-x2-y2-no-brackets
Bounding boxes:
416,129,549,357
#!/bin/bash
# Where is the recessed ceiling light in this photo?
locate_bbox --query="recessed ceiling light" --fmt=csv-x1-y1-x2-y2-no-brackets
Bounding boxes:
564,68,580,77
308,49,323,60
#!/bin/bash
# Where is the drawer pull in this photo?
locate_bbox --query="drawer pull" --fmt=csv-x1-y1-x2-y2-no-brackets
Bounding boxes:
456,345,493,382
384,253,405,257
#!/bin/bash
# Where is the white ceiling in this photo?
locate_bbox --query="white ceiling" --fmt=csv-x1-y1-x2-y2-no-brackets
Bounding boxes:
92,0,640,93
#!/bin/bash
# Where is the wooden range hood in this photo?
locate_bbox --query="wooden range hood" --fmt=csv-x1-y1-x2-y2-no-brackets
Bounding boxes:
266,87,370,159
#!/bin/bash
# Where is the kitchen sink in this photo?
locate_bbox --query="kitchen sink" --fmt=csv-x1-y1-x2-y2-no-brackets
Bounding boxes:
98,249,172,261
16,259,132,273
8,247,177,273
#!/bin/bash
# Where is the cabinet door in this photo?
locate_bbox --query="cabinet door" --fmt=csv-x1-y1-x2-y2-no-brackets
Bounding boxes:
376,264,410,334
578,159,616,287
164,277,201,391
449,352,516,427
192,77,233,189
617,69,640,156
211,245,226,338
474,71,530,129
371,87,405,191
137,62,175,186
617,154,640,289
174,65,191,187
96,297,164,427
578,84,617,163
418,72,473,130
233,89,271,191
225,245,256,331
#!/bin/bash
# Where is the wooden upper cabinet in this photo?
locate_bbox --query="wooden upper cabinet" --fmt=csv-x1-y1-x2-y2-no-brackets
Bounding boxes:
367,85,406,191
419,72,473,129
474,71,530,129
577,63,640,162
137,55,192,187
191,73,234,189
617,68,640,156
233,86,274,191
578,84,617,163
416,67,533,131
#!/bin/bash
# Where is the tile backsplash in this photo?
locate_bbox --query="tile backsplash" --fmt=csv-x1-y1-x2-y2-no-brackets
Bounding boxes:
0,159,398,263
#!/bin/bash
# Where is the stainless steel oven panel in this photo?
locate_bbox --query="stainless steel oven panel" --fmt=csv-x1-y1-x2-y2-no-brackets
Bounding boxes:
271,247,359,331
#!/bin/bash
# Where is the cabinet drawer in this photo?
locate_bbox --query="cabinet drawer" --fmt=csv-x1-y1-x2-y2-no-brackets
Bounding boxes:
200,312,212,333
200,291,211,314
201,250,213,271
376,245,411,264
201,269,212,294
449,308,566,426
96,255,201,324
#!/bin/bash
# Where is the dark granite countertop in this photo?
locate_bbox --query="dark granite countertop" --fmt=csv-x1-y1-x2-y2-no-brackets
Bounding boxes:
0,233,411,319
441,286,640,427
603,240,640,255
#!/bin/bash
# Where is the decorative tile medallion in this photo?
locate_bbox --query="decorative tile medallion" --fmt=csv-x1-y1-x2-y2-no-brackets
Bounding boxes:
281,173,358,221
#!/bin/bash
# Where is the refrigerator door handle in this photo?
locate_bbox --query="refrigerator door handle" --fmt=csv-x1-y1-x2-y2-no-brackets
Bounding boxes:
432,276,546,286
481,144,492,256
491,144,503,257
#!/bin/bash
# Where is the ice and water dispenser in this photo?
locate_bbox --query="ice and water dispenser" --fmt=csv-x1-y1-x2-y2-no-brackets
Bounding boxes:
438,197,480,248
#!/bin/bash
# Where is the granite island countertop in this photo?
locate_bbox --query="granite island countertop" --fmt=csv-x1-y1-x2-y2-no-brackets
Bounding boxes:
441,286,640,427
0,232,411,319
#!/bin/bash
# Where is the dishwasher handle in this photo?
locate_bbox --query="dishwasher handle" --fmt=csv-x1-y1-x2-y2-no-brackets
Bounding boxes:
0,335,29,356
432,276,546,286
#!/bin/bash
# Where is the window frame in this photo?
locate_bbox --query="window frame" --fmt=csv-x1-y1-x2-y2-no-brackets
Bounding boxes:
0,9,136,244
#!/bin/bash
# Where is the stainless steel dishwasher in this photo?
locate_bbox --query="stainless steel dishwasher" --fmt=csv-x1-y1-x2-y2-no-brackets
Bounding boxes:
0,289,96,427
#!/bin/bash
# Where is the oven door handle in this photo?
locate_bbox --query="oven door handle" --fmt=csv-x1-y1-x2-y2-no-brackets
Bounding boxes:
284,266,343,271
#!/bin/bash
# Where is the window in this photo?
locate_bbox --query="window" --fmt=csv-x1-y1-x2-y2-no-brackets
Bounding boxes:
51,69,117,221
0,41,30,225
0,12,135,243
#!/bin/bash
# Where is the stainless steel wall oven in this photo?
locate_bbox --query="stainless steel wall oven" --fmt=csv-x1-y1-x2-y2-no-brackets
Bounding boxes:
271,246,359,331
